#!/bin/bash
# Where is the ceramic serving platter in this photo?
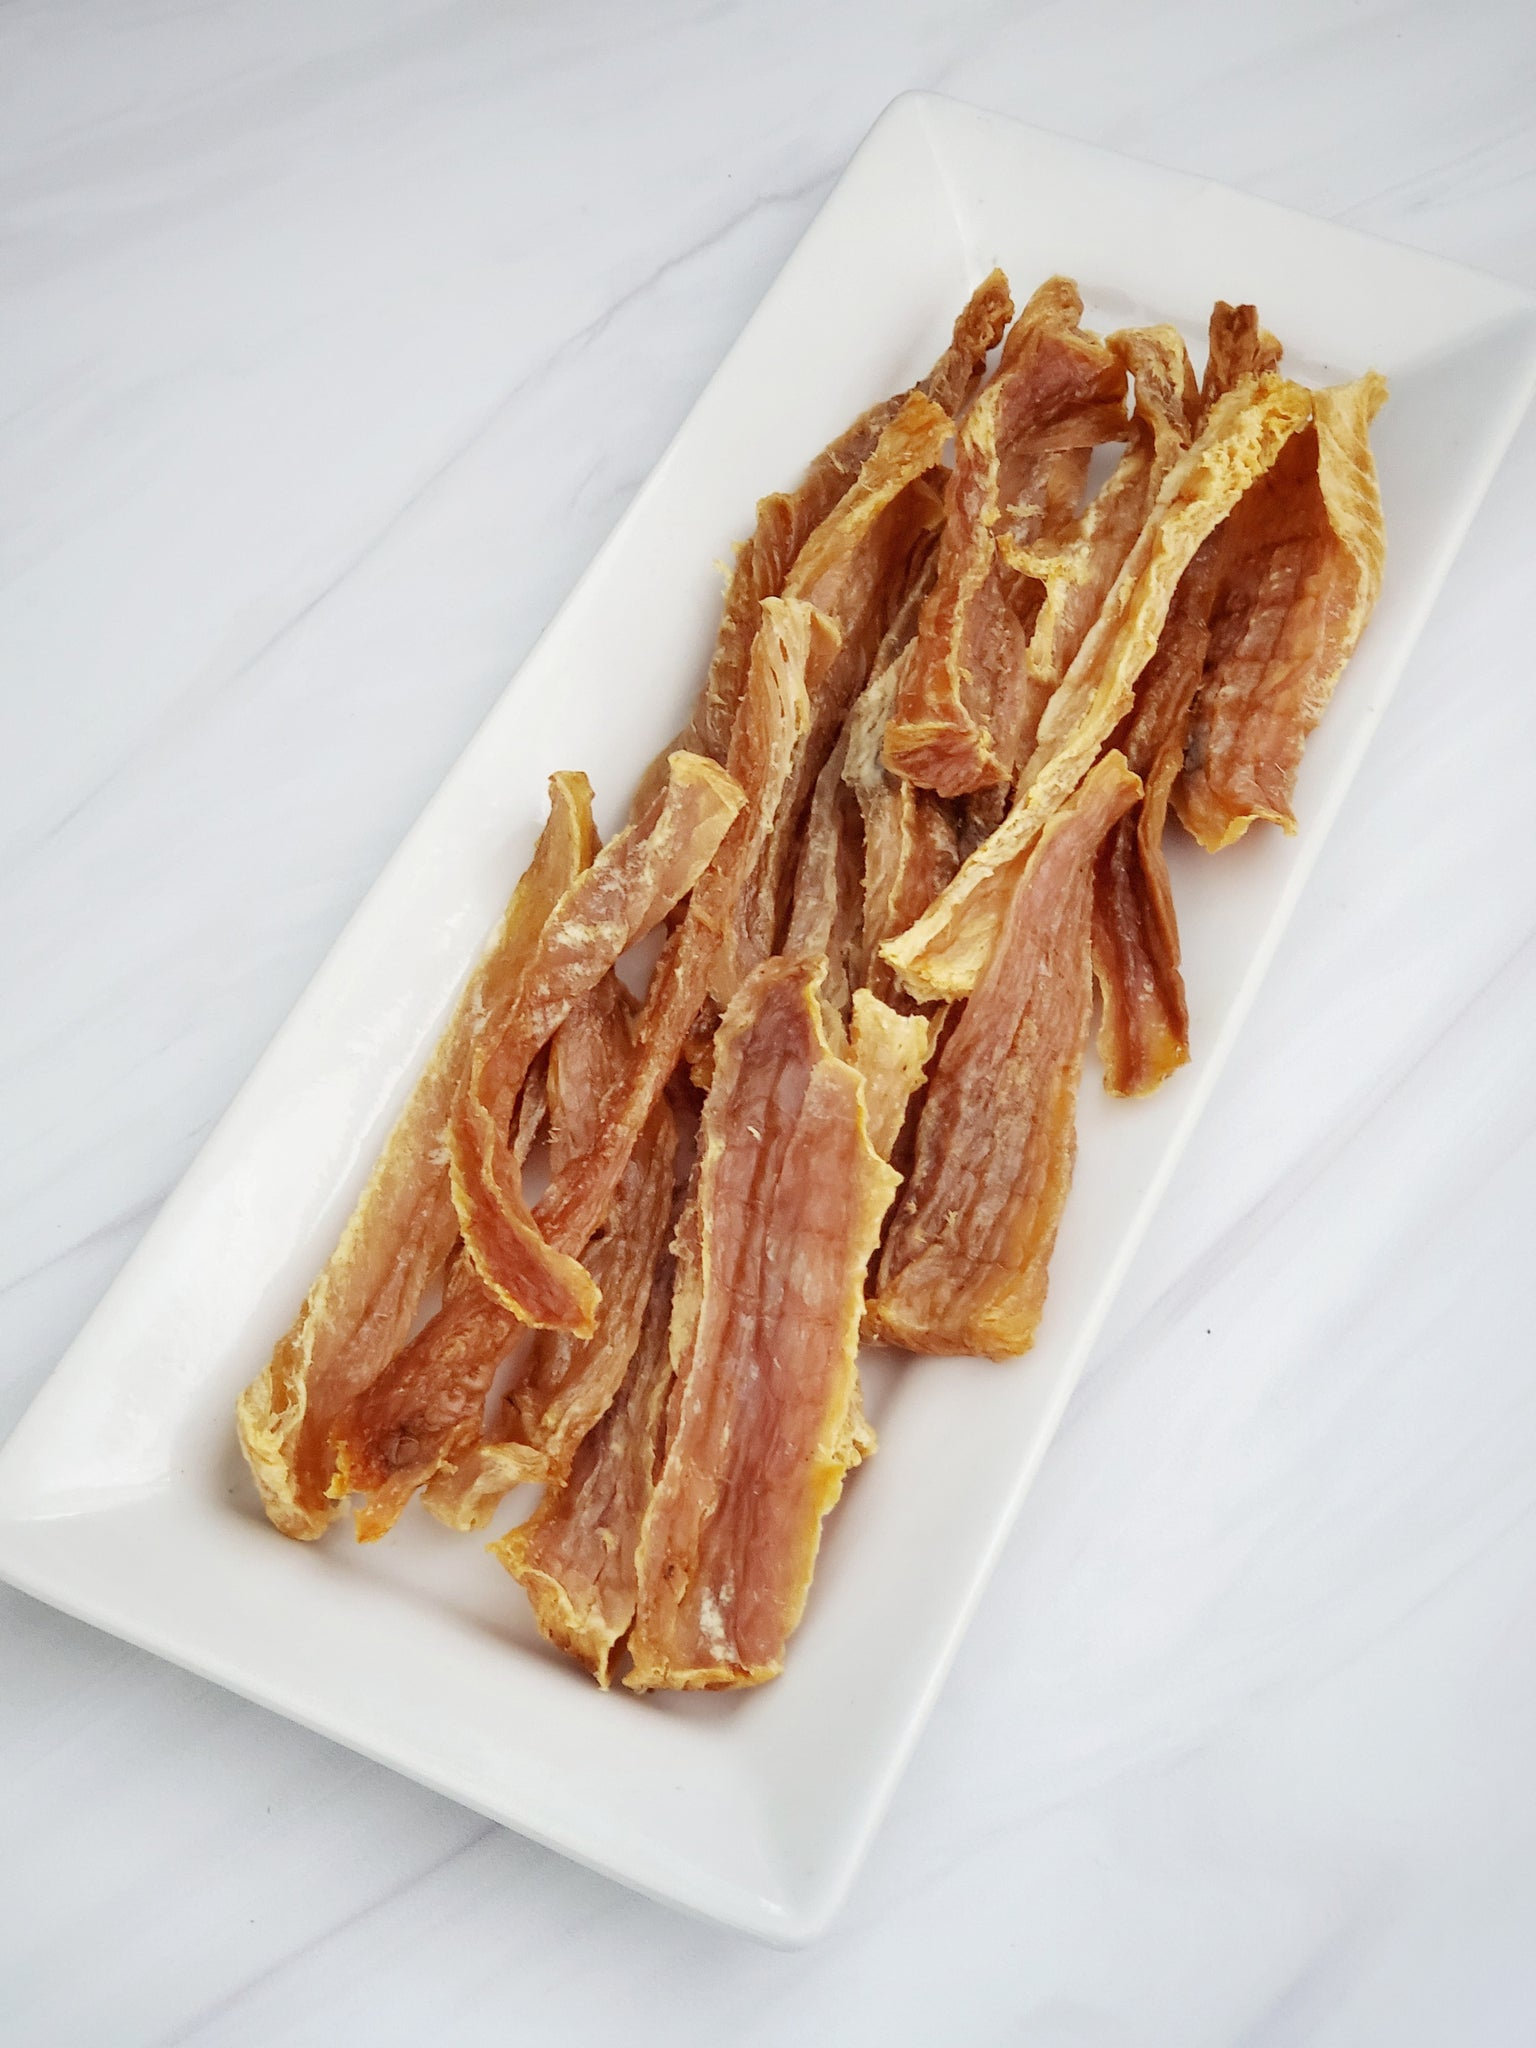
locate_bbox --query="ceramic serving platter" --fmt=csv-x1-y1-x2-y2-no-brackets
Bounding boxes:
2,93,1533,1944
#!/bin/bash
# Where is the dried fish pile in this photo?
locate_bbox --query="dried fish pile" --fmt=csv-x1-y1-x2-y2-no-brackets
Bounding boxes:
238,274,1386,1689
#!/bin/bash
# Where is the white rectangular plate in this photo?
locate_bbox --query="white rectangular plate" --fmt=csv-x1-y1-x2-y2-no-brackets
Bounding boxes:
3,93,1534,1945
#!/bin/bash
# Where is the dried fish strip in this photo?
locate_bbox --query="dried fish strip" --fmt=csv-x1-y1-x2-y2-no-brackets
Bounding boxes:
881,279,1127,796
843,651,959,1004
881,373,1314,1002
990,276,1130,553
1009,325,1199,702
742,395,954,999
235,773,596,1540
678,271,1012,770
924,266,1016,419
783,719,864,1029
849,989,932,1164
626,957,899,1691
395,1073,675,1543
542,402,936,1257
1175,372,1387,849
506,1098,677,1485
1201,300,1282,416
537,597,826,1255
421,1439,544,1535
492,1260,677,1687
1088,303,1289,1095
870,753,1142,1359
1091,531,1226,1095
450,751,742,1333
331,1084,675,1544
774,393,950,902
546,971,634,1178
328,1245,533,1541
782,393,952,623
343,974,631,1537
708,596,826,1006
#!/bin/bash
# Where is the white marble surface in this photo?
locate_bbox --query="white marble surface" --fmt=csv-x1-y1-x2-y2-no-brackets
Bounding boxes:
2,0,1534,2038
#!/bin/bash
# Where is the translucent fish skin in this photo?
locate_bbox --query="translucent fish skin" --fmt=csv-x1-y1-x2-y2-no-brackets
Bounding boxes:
882,279,1127,796
1175,373,1388,850
881,373,1314,1003
870,753,1141,1361
626,957,898,1691
449,751,742,1334
492,1258,677,1688
235,772,596,1540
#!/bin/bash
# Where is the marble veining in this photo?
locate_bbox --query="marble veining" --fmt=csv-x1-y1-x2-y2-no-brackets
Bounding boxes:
3,0,1535,2040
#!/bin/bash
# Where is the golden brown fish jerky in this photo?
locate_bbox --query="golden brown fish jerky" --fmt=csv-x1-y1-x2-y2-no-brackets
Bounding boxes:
991,277,1129,545
450,751,742,1333
545,971,633,1179
1087,301,1290,1094
626,957,899,1690
782,393,951,623
843,649,959,1005
420,1439,543,1534
505,1097,677,1485
869,752,1141,1359
550,399,940,1226
677,271,1012,771
538,597,827,1249
235,772,597,1540
328,1242,527,1541
746,510,939,1042
771,393,949,916
882,372,1314,1002
707,596,827,1007
924,266,1015,419
510,1055,549,1173
882,279,1128,796
332,1091,676,1544
338,972,631,1537
1201,301,1283,416
849,988,932,1164
413,999,670,1547
492,1256,677,1687
1010,324,1199,701
1175,372,1387,849
1091,530,1226,1095
783,717,865,1029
